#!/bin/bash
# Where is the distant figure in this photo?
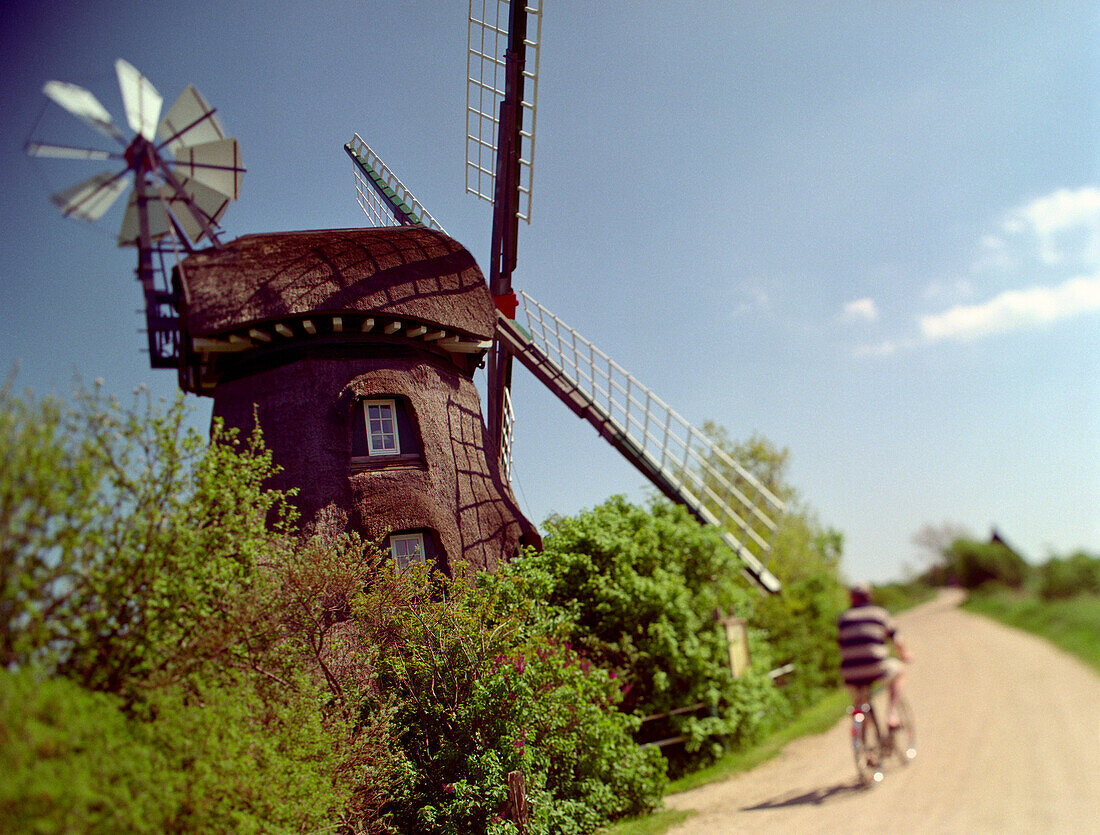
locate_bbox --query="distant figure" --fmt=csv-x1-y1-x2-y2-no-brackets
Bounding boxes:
837,583,912,726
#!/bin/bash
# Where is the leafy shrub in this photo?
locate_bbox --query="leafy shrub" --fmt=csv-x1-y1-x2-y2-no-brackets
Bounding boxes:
0,384,397,832
1039,552,1100,600
364,562,667,834
510,496,788,774
0,667,349,833
753,511,847,709
947,538,1030,589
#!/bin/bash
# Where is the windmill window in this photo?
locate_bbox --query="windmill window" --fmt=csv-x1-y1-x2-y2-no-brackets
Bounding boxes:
351,397,422,469
366,399,399,454
390,532,426,569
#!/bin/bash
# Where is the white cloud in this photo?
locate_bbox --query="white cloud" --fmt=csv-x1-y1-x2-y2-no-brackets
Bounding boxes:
920,273,1100,342
1001,187,1100,269
854,186,1100,356
1020,187,1100,238
842,297,878,322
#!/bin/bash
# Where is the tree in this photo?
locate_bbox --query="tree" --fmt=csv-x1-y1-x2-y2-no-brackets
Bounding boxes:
0,381,396,831
698,423,848,709
946,537,1030,590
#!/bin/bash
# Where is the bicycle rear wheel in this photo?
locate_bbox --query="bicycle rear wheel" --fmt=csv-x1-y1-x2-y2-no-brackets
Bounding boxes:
851,705,884,786
888,696,916,765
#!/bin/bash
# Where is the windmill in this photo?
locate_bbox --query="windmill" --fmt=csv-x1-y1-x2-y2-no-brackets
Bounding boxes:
25,59,244,381
27,59,533,575
346,1,786,592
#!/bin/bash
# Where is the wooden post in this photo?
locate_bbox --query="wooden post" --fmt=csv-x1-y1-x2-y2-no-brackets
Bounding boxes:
507,770,529,833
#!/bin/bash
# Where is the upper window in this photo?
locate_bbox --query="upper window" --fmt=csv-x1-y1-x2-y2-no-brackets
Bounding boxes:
390,532,426,569
351,396,420,465
365,399,399,455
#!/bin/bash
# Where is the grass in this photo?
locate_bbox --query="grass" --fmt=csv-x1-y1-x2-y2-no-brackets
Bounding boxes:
599,809,696,835
600,688,851,834
962,589,1100,673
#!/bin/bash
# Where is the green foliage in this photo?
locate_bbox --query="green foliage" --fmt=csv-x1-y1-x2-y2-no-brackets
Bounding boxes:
2,381,854,833
364,562,667,834
519,496,787,774
1038,552,1100,600
947,538,1030,590
0,383,396,832
753,511,847,709
0,381,296,695
698,426,847,711
0,667,352,834
1,668,162,833
869,579,937,613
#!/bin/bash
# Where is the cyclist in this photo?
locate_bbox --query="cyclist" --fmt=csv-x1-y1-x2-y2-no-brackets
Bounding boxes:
837,583,912,727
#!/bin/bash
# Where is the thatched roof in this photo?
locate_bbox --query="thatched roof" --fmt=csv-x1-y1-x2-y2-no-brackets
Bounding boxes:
180,227,495,339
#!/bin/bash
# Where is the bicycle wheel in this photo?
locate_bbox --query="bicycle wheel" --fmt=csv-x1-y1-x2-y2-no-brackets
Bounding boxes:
851,705,884,786
888,696,916,765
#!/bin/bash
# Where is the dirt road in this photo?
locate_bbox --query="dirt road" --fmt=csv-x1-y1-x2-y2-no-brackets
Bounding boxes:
664,590,1100,833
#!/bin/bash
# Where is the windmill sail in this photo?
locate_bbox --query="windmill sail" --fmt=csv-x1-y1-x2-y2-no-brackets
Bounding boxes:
466,0,542,223
345,134,446,232
496,291,785,592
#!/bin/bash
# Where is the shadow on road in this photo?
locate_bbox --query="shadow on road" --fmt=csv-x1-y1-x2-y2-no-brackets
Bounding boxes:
741,780,866,811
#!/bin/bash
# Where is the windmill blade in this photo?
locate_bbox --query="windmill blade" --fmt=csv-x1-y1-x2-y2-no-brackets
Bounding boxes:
170,137,243,200
51,171,131,221
497,290,786,593
157,84,227,153
119,177,230,247
115,59,163,141
345,134,446,233
25,141,114,161
465,0,542,223
42,80,123,141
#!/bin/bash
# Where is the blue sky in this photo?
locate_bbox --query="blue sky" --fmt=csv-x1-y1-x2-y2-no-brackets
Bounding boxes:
1,1,1096,582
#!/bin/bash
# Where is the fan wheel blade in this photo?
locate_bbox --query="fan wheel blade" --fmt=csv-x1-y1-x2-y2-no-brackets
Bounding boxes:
171,138,243,200
42,80,123,141
115,59,163,141
26,142,114,161
52,171,131,221
118,186,173,246
171,177,231,242
157,84,226,152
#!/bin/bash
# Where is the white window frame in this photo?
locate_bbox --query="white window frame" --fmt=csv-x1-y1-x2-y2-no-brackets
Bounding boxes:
363,399,400,455
390,532,426,570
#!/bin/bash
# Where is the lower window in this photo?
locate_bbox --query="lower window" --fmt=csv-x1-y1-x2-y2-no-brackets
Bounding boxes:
389,532,426,569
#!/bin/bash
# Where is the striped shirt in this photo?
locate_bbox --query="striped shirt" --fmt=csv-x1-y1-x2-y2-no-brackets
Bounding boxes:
837,604,898,686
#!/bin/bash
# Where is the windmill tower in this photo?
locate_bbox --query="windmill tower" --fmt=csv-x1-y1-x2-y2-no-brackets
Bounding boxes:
347,1,787,591
28,60,538,574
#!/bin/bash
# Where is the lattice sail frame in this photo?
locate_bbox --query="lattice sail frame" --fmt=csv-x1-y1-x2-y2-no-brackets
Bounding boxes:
512,290,786,576
466,0,542,222
346,134,446,233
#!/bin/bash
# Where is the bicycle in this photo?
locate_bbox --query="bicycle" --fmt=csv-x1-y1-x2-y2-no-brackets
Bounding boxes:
848,683,916,786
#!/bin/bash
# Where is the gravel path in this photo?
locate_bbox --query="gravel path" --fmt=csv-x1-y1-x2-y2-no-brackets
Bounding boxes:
663,589,1100,833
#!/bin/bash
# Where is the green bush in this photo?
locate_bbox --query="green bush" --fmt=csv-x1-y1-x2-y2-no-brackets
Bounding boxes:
0,667,348,833
947,538,1030,590
696,426,848,710
1039,552,1100,600
509,496,788,774
362,561,666,834
0,384,396,832
753,512,847,709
